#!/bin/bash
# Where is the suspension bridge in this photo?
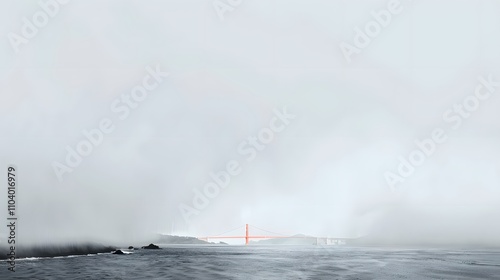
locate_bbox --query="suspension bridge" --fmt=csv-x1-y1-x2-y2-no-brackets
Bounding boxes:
198,224,352,245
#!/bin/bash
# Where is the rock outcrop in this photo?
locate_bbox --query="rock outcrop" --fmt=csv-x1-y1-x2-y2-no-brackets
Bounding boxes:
141,243,160,249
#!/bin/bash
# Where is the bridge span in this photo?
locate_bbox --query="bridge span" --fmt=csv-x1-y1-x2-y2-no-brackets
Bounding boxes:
198,224,352,245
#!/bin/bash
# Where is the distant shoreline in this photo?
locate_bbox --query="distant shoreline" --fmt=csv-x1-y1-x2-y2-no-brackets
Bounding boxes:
0,235,225,260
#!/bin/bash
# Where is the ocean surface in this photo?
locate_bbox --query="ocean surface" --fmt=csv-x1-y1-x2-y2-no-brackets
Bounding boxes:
2,245,500,279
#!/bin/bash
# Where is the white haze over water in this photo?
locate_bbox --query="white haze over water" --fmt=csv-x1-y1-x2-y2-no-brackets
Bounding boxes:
0,0,499,247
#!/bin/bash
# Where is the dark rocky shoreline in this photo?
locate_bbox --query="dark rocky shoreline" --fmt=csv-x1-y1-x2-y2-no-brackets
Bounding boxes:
0,243,116,260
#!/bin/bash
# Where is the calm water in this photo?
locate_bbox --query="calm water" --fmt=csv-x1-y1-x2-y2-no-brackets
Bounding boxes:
3,245,500,279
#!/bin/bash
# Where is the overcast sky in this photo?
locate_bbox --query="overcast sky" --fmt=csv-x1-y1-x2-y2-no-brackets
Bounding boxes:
1,0,500,246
